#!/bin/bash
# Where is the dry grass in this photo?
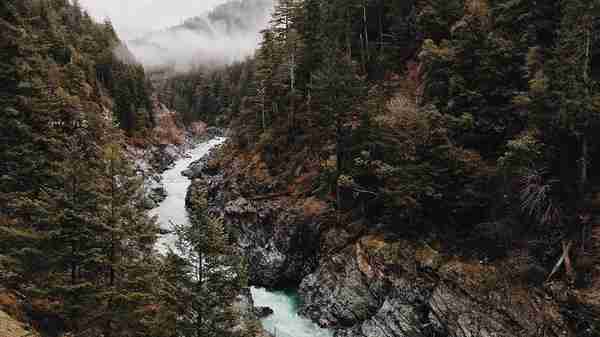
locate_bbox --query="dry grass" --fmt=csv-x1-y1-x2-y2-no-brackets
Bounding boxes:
465,0,490,18
0,310,38,337
302,197,328,217
153,111,185,145
189,121,207,137
439,258,498,290
0,293,19,318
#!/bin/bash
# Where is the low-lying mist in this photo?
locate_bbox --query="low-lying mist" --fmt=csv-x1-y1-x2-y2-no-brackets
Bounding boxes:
125,0,273,71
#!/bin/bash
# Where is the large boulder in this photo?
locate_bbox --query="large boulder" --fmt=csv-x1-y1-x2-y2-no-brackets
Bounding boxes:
254,306,274,319
359,297,425,337
299,244,384,328
298,233,570,337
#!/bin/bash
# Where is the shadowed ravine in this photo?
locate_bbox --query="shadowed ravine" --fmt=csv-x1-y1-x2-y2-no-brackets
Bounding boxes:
149,138,332,337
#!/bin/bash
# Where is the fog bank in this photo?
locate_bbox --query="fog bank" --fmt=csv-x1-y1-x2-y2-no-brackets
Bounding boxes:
126,0,273,71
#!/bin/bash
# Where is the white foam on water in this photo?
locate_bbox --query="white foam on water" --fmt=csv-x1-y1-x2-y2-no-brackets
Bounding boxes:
150,137,226,253
251,287,333,337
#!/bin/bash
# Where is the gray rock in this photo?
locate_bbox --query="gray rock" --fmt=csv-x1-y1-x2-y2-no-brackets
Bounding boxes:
427,283,526,337
360,298,424,337
225,197,257,214
142,196,157,210
206,127,225,138
254,306,274,318
185,141,572,337
151,185,167,199
146,183,167,204
182,160,204,178
190,172,321,287
299,245,383,328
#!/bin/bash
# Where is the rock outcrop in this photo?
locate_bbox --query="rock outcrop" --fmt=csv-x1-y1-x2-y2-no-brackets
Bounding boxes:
254,306,275,319
190,170,322,287
300,234,570,337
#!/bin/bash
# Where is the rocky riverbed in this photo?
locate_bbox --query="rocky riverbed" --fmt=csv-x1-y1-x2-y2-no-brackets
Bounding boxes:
124,127,226,210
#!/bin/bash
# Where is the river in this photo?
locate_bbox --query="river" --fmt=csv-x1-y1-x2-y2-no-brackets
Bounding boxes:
251,287,333,337
149,137,226,253
149,138,332,337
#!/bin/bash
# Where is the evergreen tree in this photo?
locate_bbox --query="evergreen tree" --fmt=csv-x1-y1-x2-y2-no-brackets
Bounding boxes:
310,47,366,212
173,184,248,337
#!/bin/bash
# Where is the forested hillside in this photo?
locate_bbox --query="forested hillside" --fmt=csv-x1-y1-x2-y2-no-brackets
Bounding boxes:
190,0,600,336
0,1,195,336
149,66,233,125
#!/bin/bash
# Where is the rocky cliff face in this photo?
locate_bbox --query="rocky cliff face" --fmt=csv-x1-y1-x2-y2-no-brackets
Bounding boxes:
189,165,323,288
187,143,599,337
300,233,570,337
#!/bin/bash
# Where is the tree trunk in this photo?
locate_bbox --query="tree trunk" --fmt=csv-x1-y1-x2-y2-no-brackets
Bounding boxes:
584,18,591,83
336,114,343,221
563,241,576,284
378,0,384,55
262,95,266,132
580,135,588,199
196,251,203,337
360,33,366,73
363,6,369,62
289,52,296,138
110,159,115,287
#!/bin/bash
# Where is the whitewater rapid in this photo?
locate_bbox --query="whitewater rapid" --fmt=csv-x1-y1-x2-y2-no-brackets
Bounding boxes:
150,137,226,253
251,287,333,337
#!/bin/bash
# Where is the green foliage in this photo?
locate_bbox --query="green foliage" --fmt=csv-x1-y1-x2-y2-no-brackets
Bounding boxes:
420,15,528,156
170,185,248,337
417,0,464,42
153,67,232,125
349,97,492,225
498,131,543,174
0,1,162,336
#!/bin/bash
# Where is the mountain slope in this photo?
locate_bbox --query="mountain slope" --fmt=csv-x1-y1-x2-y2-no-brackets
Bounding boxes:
0,1,166,336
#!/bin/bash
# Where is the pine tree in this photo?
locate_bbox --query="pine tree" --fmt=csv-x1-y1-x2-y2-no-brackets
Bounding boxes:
173,184,248,337
310,47,366,213
549,0,597,202
1,2,161,335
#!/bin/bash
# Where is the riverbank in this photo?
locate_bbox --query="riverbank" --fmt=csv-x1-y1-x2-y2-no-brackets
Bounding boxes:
149,136,226,253
148,136,275,337
124,127,226,210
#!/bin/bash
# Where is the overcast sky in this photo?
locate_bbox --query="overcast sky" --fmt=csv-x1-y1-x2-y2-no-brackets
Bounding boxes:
79,0,227,40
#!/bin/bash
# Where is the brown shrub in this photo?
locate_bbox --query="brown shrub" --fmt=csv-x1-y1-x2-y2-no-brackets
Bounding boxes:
0,292,20,318
189,121,207,137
